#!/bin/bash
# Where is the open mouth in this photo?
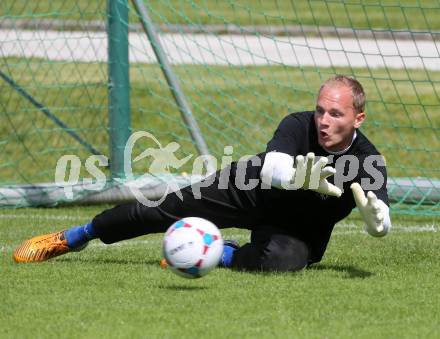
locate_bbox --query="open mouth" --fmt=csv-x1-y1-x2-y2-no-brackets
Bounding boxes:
320,130,329,139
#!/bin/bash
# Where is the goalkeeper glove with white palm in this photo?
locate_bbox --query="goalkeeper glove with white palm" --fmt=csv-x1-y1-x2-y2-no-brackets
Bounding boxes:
261,152,342,197
350,182,391,237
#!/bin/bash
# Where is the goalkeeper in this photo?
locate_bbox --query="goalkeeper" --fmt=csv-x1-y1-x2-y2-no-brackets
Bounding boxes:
13,75,391,272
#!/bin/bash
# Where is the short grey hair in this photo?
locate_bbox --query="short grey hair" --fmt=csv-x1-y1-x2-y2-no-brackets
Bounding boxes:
320,75,366,113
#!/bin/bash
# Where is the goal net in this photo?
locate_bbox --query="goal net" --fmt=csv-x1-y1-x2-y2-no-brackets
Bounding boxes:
1,0,439,215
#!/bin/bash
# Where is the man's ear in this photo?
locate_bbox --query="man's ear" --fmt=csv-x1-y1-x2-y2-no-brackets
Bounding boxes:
354,112,366,128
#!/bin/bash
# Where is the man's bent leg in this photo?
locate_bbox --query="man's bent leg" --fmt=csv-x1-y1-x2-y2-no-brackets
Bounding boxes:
232,227,310,272
13,166,260,262
91,196,180,244
92,169,260,244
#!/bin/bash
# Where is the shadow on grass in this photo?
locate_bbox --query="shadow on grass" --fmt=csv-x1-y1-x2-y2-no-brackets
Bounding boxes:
56,256,160,266
56,257,373,279
308,264,374,279
157,284,208,291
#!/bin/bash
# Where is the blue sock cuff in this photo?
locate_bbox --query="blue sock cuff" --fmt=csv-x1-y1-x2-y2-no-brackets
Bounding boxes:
65,223,96,249
220,244,237,268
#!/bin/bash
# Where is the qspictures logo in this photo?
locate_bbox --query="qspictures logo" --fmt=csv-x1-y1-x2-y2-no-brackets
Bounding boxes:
54,131,386,207
121,131,193,207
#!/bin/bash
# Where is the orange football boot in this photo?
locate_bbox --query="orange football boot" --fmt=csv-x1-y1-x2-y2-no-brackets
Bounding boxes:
160,258,168,269
13,231,72,263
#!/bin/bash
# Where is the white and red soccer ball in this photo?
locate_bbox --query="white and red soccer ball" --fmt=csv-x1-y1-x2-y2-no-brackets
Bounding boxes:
163,217,224,279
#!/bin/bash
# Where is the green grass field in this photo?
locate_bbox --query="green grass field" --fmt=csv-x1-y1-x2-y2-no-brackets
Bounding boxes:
1,2,439,337
1,206,439,338
3,0,440,31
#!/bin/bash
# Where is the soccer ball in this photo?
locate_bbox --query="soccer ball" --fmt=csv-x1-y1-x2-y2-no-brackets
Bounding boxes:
163,217,224,279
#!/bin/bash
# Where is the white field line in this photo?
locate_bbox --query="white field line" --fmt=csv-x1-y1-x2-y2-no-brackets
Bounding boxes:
1,212,437,232
2,29,440,69
0,213,88,221
335,223,438,232
0,218,437,252
1,211,438,229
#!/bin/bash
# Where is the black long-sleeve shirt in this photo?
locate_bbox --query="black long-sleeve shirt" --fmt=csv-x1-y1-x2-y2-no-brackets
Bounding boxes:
255,111,389,262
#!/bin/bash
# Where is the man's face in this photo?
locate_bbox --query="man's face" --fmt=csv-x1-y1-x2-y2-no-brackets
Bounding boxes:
314,84,365,152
